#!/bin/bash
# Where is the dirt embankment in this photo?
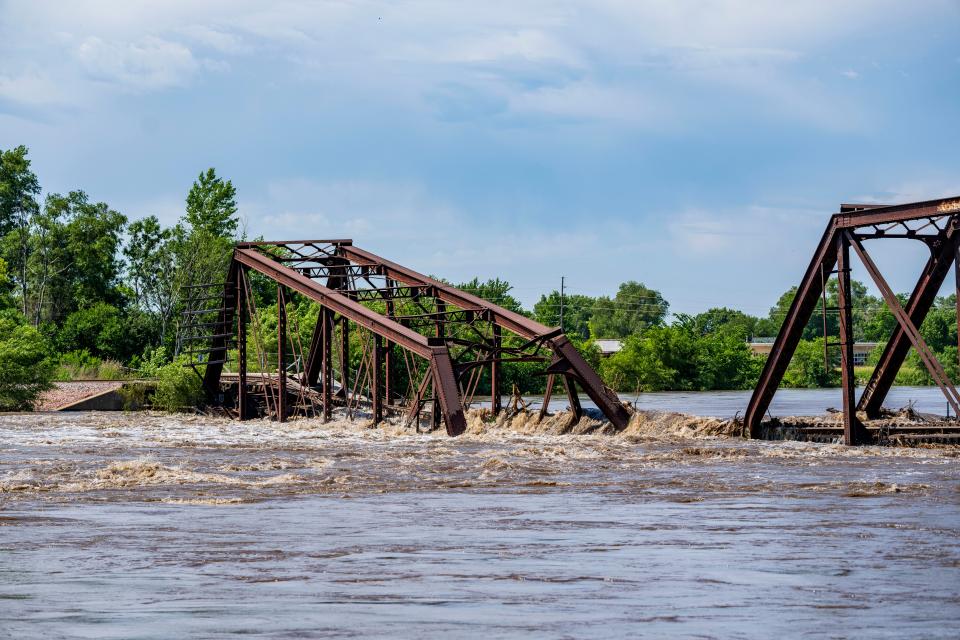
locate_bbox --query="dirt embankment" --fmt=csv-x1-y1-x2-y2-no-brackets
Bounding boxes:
34,381,126,411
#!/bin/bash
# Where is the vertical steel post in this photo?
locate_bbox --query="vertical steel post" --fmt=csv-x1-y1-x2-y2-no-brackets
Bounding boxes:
237,268,248,421
491,323,502,415
433,298,445,427
384,342,392,409
322,307,333,421
277,286,287,423
562,375,583,424
538,374,555,422
373,334,383,424
340,317,349,400
435,299,446,338
955,237,960,366
384,280,394,409
836,234,860,445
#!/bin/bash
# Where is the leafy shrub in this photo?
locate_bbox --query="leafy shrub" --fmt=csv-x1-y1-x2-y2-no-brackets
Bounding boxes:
0,310,55,410
129,345,169,378
151,358,204,412
783,338,839,388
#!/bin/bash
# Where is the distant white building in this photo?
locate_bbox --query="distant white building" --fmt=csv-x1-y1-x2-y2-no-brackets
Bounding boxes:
748,339,878,366
594,339,623,357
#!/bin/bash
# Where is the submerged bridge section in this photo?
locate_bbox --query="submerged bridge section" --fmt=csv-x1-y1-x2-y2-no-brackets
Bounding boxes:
746,196,960,445
185,240,631,435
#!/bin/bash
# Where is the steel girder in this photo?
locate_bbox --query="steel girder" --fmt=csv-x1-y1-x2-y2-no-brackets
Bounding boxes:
337,244,631,429
745,196,960,444
205,240,632,434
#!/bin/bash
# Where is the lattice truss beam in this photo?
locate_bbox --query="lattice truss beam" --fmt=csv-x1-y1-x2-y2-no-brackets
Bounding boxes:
745,197,960,444
197,240,631,436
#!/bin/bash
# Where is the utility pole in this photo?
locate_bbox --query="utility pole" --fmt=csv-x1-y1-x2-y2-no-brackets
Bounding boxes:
559,276,565,333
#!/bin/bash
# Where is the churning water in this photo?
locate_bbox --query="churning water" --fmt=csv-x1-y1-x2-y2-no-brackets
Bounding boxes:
1,404,958,638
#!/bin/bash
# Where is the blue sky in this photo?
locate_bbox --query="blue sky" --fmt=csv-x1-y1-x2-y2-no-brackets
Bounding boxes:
1,1,959,316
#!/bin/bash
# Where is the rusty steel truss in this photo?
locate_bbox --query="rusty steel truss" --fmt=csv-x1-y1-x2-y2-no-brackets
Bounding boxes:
191,240,631,435
745,196,960,445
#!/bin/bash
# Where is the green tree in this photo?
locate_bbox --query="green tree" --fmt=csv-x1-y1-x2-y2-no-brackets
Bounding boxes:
0,310,54,409
25,191,127,324
57,302,150,362
783,338,839,388
692,307,758,339
533,291,596,338
185,168,238,238
171,169,240,355
766,279,880,342
25,193,70,324
588,281,668,339
0,146,41,315
600,325,696,391
0,257,14,309
456,277,524,313
125,216,179,342
63,192,127,308
919,298,956,353
694,329,762,390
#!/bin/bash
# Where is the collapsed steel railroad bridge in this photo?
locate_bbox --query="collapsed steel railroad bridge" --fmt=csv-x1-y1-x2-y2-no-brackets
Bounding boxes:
182,240,631,435
745,196,960,446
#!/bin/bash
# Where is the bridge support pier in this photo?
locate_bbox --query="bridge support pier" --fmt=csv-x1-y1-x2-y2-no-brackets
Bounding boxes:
277,286,287,423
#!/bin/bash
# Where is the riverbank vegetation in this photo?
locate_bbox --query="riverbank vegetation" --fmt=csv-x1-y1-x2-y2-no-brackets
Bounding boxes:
1,144,957,409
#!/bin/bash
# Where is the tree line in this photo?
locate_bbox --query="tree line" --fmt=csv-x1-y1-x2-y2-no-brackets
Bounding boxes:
1,144,955,410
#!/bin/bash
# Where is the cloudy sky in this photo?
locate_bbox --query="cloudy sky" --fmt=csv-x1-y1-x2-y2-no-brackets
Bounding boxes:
1,1,959,315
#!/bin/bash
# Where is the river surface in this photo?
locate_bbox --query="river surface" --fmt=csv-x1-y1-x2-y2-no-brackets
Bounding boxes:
1,401,958,638
525,385,958,417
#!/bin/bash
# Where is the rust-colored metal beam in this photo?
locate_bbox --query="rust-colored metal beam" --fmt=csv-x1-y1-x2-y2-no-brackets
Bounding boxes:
339,245,551,340
858,228,957,416
338,245,630,429
237,268,248,421
746,197,960,443
322,307,333,421
373,334,383,425
235,239,353,248
836,232,866,445
550,335,630,428
278,285,288,423
834,196,960,228
304,311,325,386
491,323,502,416
562,375,583,426
219,241,628,434
848,231,960,417
235,247,434,359
746,219,839,436
233,246,467,436
429,344,466,436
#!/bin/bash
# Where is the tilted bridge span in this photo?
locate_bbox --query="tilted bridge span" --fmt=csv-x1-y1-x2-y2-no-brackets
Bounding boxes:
180,240,632,435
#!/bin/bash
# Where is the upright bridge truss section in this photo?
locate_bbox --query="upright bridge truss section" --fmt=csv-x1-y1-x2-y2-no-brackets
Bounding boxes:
197,240,631,436
745,196,960,445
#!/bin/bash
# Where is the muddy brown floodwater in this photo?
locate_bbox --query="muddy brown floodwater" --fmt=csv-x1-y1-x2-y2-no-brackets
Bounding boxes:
1,410,958,639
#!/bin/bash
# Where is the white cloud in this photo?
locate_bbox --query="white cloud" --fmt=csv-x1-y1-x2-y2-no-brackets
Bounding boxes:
76,36,199,91
1,0,949,128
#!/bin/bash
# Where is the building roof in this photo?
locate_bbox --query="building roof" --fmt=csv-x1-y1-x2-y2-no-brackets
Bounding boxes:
594,339,623,355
